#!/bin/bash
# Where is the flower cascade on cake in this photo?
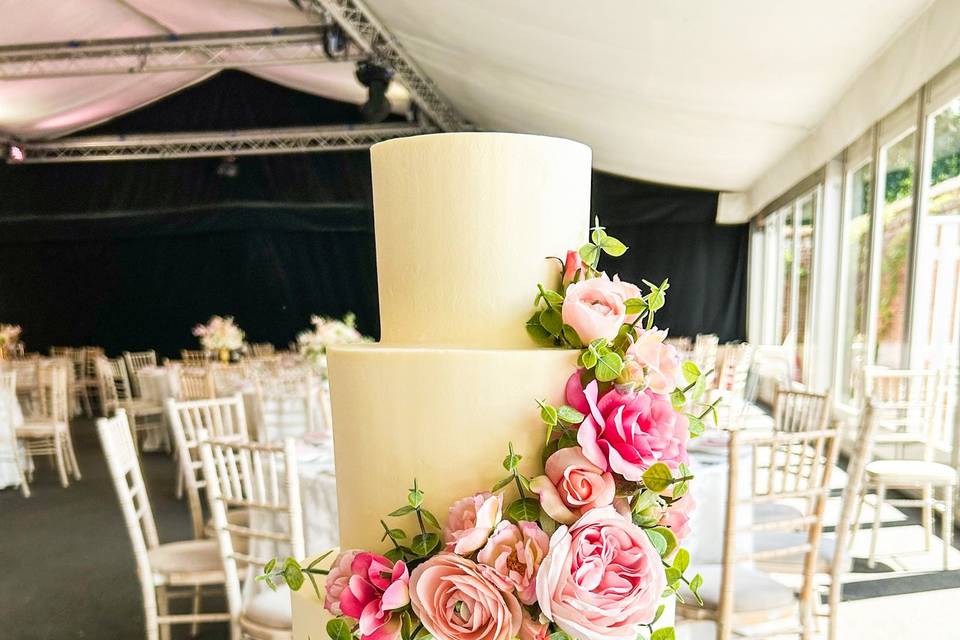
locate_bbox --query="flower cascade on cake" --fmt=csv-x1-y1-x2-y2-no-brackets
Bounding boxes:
262,219,713,640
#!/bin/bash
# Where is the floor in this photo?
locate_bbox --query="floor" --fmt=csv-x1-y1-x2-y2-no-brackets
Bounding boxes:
1,420,959,639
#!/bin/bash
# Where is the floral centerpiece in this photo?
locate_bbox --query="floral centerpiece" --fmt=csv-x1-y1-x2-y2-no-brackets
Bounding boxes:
0,324,21,359
297,313,368,373
263,220,715,640
192,315,245,362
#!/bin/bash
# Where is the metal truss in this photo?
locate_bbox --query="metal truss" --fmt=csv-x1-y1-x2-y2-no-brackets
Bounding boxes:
306,0,468,132
6,122,436,163
0,26,364,79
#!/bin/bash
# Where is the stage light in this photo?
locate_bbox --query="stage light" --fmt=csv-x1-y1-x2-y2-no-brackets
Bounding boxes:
355,61,394,123
8,144,24,163
323,24,349,59
216,155,238,178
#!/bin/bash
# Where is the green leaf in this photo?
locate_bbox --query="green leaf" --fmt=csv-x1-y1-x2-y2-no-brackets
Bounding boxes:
503,452,522,471
558,429,579,450
410,532,441,557
505,497,540,523
525,313,553,345
642,463,673,493
578,349,598,370
539,510,558,536
645,528,667,556
407,486,424,509
594,352,623,382
600,235,627,257
557,405,585,425
632,489,659,514
540,288,565,307
385,527,407,541
578,243,600,267
653,526,678,558
689,573,704,606
591,227,607,245
672,547,690,574
681,361,701,384
282,557,305,591
633,514,660,528
491,475,514,492
384,547,405,563
420,509,441,530
539,307,563,336
263,558,276,574
651,628,676,640
652,604,666,625
686,414,705,438
549,631,573,640
665,566,682,587
389,505,415,517
327,617,354,640
670,388,686,411
690,374,707,403
561,324,583,348
624,297,646,314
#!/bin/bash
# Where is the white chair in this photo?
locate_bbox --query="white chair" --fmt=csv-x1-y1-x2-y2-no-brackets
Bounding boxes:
181,349,208,366
74,347,103,416
253,369,322,442
98,410,229,640
123,350,158,398
851,367,956,569
199,435,303,640
166,395,250,540
17,364,80,487
178,366,216,401
97,357,168,452
0,371,30,497
694,333,720,387
250,343,276,358
678,425,840,640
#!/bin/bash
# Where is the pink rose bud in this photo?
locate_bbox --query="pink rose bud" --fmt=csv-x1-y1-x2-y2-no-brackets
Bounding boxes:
530,446,616,525
562,249,583,287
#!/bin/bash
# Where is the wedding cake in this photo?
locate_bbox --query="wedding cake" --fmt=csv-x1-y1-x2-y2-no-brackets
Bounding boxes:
288,132,694,640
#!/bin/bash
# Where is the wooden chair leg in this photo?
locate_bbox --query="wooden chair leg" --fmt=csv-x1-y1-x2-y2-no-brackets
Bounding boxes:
64,427,81,480
190,585,202,637
922,483,933,552
849,481,867,550
943,485,954,571
868,483,886,568
54,434,69,488
827,574,841,640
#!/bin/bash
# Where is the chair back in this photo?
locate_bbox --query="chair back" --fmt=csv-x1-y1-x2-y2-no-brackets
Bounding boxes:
862,367,939,459
123,350,157,397
199,436,304,622
0,371,16,446
95,357,121,416
694,333,720,385
108,357,135,402
719,425,840,635
772,388,831,433
718,342,755,400
35,363,69,423
81,347,104,380
166,395,249,538
253,368,321,441
49,346,74,359
178,367,216,401
181,349,208,366
250,343,275,358
210,363,249,397
97,410,160,584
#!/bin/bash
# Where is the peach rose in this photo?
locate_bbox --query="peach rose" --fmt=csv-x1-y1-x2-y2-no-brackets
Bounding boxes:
561,276,627,343
323,549,360,616
530,446,616,525
476,520,550,604
536,507,666,640
409,553,522,640
628,328,681,395
442,492,503,555
519,609,550,640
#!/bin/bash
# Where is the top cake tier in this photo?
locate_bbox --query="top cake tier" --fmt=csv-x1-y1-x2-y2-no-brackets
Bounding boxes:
371,132,590,348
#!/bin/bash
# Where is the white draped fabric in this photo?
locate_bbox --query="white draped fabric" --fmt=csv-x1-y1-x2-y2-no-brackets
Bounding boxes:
0,385,25,489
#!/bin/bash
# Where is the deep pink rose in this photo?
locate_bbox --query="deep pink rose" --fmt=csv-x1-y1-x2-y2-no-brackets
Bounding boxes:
562,249,583,287
571,380,689,480
536,507,666,640
410,553,522,640
561,276,627,343
338,552,410,640
443,492,503,555
476,520,550,604
530,446,615,525
627,328,681,395
519,609,550,640
324,549,360,616
659,489,696,543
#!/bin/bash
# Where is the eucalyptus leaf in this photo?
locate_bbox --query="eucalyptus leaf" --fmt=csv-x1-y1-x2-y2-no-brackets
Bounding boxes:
600,236,627,257
591,227,607,245
556,405,585,425
561,324,583,348
327,617,354,640
389,505,415,517
642,463,673,493
263,558,276,574
384,547,405,563
689,573,704,606
579,349,598,370
681,361,701,384
594,352,623,382
651,628,676,640
690,374,706,403
578,243,600,267
686,414,705,438
539,402,558,427
665,566,682,587
624,297,647,314
673,547,690,574
407,487,424,509
505,497,540,523
670,388,686,411
539,307,563,336
386,527,407,541
652,604,666,625
502,452,522,471
632,489,660,514
525,314,553,345
653,526,678,558
410,532,441,557
645,528,667,556
282,558,305,591
420,509,441,530
540,288,565,307
491,475,514,492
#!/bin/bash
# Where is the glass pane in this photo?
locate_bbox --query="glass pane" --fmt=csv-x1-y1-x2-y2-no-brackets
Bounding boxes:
929,99,960,215
875,131,916,368
780,207,794,344
838,163,872,402
795,194,815,379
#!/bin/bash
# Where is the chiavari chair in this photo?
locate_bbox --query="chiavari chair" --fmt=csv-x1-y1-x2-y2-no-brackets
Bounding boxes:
181,350,208,366
17,363,80,487
179,366,217,401
97,357,168,452
1,371,30,497
123,350,158,398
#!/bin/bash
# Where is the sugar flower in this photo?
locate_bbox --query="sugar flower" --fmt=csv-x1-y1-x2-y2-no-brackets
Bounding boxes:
530,446,615,525
476,520,550,605
442,492,503,555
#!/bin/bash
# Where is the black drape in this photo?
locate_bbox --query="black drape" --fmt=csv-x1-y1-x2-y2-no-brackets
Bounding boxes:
0,71,744,356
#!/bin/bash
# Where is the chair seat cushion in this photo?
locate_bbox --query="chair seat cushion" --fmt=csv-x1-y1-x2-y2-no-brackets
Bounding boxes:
147,539,223,577
753,532,839,574
679,564,796,614
124,399,164,415
243,587,292,630
866,460,957,484
753,502,804,526
16,420,66,437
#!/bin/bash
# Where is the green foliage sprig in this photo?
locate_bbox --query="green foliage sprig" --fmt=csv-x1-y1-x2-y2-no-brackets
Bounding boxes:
384,479,442,563
492,442,542,523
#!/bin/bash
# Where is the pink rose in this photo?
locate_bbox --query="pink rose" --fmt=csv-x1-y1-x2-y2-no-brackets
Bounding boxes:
536,507,666,640
570,380,689,480
410,553,522,640
628,328,681,395
338,552,410,640
530,446,615,525
324,549,360,616
611,275,643,324
562,249,583,287
561,276,627,343
443,492,503,555
659,489,696,544
519,609,550,640
476,520,550,604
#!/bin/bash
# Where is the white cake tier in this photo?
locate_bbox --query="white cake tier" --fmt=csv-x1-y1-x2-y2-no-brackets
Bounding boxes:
327,343,578,551
371,132,590,348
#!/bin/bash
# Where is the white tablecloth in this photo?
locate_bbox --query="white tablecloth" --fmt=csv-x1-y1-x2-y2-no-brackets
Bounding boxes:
0,389,26,490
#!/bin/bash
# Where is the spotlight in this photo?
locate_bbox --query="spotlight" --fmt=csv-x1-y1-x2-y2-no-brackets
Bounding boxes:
323,24,349,59
216,155,238,178
8,144,24,163
355,61,394,123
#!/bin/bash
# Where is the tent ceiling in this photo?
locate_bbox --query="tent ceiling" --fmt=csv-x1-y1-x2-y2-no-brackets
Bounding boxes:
0,0,937,211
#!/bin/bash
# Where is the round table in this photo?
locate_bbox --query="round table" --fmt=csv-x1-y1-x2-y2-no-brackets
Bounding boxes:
0,388,26,490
